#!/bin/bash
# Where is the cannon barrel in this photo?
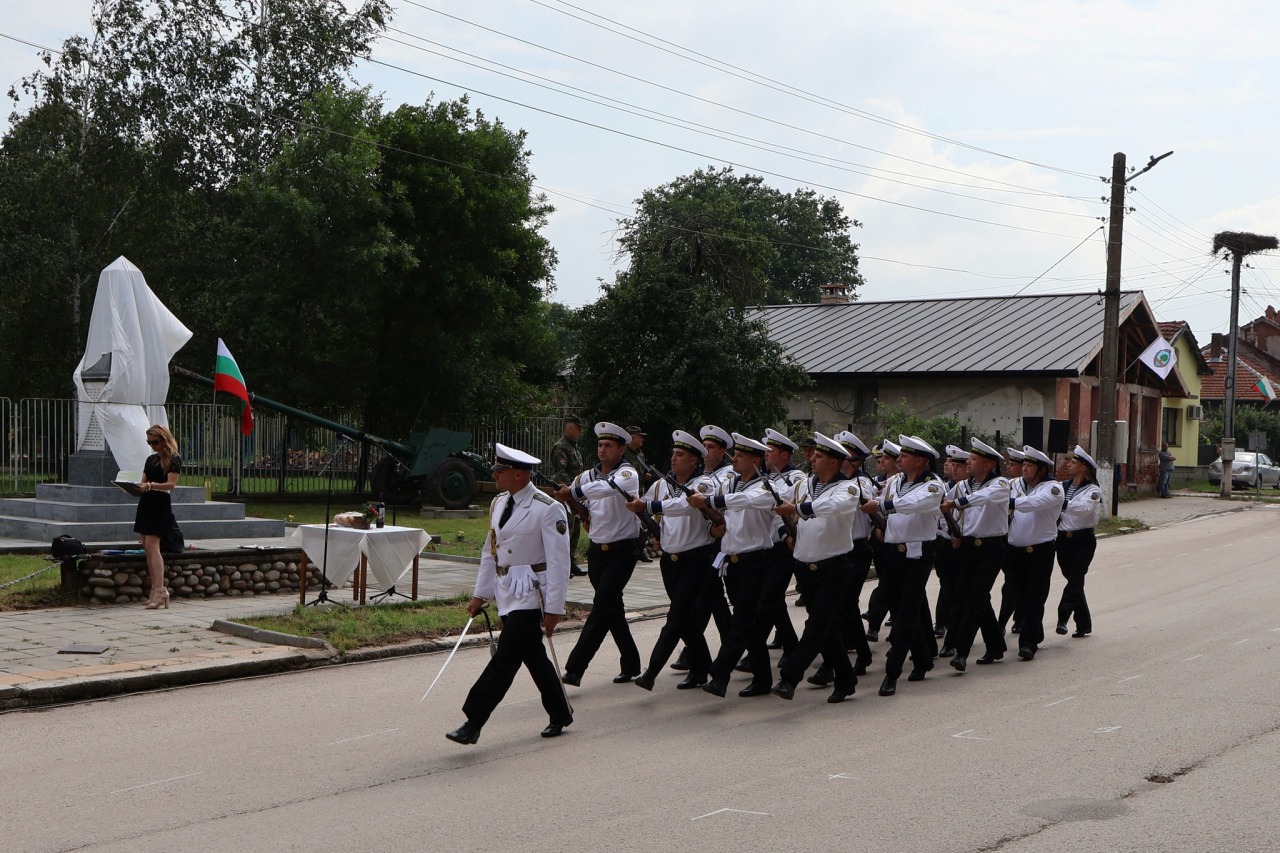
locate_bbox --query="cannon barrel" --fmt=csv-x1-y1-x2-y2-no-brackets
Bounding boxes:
170,366,415,461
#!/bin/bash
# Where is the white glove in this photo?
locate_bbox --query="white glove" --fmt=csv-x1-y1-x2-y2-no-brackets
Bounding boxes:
506,564,536,596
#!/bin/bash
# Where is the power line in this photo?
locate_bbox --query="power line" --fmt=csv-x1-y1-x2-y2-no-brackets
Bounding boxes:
533,0,1100,181
0,31,62,54
1013,227,1105,295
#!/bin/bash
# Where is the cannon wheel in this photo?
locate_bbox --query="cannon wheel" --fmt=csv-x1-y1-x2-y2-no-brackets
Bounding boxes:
371,457,419,505
425,457,477,510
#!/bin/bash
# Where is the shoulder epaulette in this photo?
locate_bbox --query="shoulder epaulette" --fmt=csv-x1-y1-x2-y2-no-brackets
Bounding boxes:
532,491,554,505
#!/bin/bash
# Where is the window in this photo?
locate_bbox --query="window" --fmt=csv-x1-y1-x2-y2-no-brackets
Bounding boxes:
1162,407,1181,447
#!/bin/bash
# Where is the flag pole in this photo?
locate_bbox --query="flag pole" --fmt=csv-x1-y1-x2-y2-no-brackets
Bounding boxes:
208,342,217,501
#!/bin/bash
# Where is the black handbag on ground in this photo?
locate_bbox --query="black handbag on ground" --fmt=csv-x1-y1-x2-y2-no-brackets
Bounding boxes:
161,514,185,554
52,535,87,557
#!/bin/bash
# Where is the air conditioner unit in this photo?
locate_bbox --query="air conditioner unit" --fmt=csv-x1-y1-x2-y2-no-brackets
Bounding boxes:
1187,405,1204,421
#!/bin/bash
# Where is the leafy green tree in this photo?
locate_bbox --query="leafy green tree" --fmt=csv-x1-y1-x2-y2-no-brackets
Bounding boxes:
1199,403,1280,457
872,399,1008,456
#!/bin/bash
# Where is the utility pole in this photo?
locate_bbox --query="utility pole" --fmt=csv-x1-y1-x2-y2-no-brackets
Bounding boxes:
1098,151,1173,516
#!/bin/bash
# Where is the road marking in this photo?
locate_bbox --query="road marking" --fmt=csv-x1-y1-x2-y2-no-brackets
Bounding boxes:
1095,726,1122,734
691,808,771,821
327,728,399,746
952,729,989,740
1199,548,1214,552
1118,675,1142,683
1181,655,1203,663
828,773,855,780
110,772,202,794
1175,552,1189,557
497,696,538,708
1233,638,1251,645
1044,696,1074,707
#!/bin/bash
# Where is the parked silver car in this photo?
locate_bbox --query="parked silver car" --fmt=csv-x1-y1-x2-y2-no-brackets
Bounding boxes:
1208,452,1280,488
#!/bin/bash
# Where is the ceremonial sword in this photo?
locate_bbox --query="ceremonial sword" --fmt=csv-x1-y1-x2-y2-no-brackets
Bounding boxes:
419,614,475,702
533,576,574,716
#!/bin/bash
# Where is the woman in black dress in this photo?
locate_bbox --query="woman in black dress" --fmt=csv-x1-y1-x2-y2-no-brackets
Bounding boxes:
135,425,182,609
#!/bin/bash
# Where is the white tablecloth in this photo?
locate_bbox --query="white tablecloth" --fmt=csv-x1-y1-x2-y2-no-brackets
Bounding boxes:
293,525,430,589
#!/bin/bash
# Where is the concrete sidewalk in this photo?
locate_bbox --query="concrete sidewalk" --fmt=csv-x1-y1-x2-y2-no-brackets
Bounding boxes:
0,494,1251,709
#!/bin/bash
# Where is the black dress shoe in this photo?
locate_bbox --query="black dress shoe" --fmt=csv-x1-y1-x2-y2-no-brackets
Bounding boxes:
445,721,480,745
865,630,879,643
772,680,796,700
541,717,572,738
570,566,588,577
975,652,1003,665
885,617,894,627
852,659,870,677
676,673,708,689
613,671,640,684
738,682,772,698
950,655,967,672
794,595,807,607
632,672,656,691
1010,623,1021,634
828,686,855,703
734,654,753,673
939,646,956,658
1072,629,1091,638
670,648,690,671
1017,647,1035,661
907,668,927,682
702,679,727,698
933,624,946,638
766,634,784,651
1055,622,1068,635
878,675,897,696
561,671,582,686
807,665,834,687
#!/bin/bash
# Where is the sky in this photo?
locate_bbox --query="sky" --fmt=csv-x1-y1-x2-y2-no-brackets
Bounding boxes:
4,0,1280,349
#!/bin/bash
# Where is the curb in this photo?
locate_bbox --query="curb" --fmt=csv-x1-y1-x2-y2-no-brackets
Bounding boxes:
210,619,334,651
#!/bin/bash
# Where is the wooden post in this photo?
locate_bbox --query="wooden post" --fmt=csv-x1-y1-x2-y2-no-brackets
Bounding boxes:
298,552,308,606
411,554,419,601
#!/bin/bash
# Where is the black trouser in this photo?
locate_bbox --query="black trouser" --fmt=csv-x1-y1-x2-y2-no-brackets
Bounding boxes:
949,535,1008,658
997,554,1023,630
836,539,873,665
780,556,856,691
568,514,582,567
646,544,717,677
934,534,961,631
1056,529,1096,633
463,608,572,728
865,538,891,633
878,541,938,678
763,542,798,653
565,540,642,677
709,550,773,685
1007,541,1057,652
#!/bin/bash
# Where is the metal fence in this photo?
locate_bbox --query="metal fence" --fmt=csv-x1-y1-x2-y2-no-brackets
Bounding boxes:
0,397,577,498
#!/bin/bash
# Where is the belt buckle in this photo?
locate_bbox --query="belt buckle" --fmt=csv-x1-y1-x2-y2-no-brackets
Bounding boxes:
1025,546,1034,553
730,554,741,564
808,562,819,572
897,544,906,553
670,553,679,562
601,542,610,552
1065,531,1074,538
974,538,983,547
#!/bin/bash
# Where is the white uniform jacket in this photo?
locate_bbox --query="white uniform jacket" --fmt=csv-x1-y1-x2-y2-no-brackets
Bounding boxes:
883,473,946,544
710,473,777,555
950,473,1012,538
1008,479,1064,547
846,472,877,541
475,483,571,616
792,474,859,563
1058,480,1102,531
768,467,806,545
644,473,716,554
572,463,641,544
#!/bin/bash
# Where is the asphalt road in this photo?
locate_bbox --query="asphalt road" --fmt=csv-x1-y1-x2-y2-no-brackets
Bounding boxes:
3,505,1279,852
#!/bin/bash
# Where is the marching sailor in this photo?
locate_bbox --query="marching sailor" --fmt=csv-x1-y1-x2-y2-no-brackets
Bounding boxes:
559,423,644,685
859,435,943,696
863,440,901,643
934,444,969,651
628,431,721,690
446,443,573,745
760,427,804,656
1055,444,1102,639
940,438,1011,670
770,432,861,703
1007,446,1063,660
998,447,1028,634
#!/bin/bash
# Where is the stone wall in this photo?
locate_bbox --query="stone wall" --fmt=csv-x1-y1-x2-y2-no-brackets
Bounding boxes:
67,549,321,604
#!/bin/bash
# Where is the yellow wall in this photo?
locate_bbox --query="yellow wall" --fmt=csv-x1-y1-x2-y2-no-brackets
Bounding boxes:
1161,334,1204,466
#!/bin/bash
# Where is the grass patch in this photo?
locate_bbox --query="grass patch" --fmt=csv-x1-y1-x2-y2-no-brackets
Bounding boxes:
1098,516,1148,536
0,554,77,611
235,595,478,652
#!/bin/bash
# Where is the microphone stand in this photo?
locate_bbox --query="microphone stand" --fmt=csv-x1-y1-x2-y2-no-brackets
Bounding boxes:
304,437,347,607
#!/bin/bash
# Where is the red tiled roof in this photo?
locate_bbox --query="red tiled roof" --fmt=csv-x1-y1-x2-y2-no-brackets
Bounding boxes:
1200,348,1280,401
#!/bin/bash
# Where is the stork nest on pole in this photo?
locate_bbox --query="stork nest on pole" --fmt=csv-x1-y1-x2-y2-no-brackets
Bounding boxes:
1212,231,1279,257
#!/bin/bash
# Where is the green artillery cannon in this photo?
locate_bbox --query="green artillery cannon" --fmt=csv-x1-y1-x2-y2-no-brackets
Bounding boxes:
172,366,489,508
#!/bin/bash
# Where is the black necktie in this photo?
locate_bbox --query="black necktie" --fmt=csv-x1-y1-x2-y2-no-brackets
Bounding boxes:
498,496,515,529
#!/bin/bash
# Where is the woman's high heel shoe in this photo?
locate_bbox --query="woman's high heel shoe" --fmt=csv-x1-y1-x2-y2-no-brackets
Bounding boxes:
143,588,170,609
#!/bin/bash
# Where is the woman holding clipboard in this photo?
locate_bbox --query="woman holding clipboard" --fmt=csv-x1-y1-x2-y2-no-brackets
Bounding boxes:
134,425,182,609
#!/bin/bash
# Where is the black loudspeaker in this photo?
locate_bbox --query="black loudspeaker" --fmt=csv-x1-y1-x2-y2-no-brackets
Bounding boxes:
1047,418,1070,454
1022,416,1044,450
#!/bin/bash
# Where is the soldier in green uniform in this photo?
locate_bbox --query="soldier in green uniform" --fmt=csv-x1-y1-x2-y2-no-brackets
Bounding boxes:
550,415,586,576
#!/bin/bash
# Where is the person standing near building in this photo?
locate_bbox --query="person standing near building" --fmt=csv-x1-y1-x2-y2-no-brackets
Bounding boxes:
558,423,643,686
549,415,586,576
1056,445,1102,638
445,443,573,745
1007,446,1063,661
1158,442,1176,498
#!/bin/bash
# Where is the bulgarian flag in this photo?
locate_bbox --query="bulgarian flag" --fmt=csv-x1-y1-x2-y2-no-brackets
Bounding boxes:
214,339,255,435
1253,374,1278,403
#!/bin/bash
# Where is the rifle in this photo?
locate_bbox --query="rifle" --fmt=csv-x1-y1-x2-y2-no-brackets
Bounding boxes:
759,468,799,542
533,471,590,532
636,458,724,524
940,504,963,539
601,470,663,541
